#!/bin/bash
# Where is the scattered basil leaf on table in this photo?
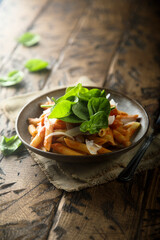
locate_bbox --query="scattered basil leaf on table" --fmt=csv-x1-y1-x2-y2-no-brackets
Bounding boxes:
25,59,49,72
0,70,24,86
18,32,40,47
0,135,22,156
47,83,112,134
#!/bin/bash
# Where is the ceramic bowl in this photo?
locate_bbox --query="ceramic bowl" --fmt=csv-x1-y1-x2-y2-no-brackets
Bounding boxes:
16,86,149,163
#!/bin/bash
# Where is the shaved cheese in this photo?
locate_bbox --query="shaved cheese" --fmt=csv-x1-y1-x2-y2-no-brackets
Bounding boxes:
86,139,102,155
108,115,115,125
110,99,118,107
106,93,110,99
46,131,74,140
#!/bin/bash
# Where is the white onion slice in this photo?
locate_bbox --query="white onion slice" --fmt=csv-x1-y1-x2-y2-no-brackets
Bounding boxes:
46,131,74,140
66,127,81,136
108,115,115,125
46,96,52,102
86,139,102,155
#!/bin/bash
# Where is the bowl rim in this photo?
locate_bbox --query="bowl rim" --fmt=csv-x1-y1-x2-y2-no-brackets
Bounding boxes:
15,85,150,161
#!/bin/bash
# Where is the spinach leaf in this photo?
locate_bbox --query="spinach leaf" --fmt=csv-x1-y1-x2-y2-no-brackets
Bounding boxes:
57,83,82,103
72,100,89,121
0,70,24,87
18,32,40,47
48,100,73,119
78,88,103,101
0,135,22,156
80,111,108,134
25,59,49,72
88,97,110,117
60,114,84,123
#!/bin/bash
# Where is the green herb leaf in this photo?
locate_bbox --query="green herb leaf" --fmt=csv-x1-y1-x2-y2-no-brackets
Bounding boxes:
57,83,82,103
0,135,22,156
48,100,73,119
80,111,108,134
78,88,103,101
60,114,84,123
88,97,110,117
72,100,89,121
18,32,40,47
0,70,24,86
25,59,49,72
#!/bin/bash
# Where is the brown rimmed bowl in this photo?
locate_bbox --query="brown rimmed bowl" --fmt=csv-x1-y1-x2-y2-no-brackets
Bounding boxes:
15,86,149,163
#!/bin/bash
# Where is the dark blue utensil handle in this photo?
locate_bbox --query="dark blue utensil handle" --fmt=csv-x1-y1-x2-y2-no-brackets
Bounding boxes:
118,133,155,181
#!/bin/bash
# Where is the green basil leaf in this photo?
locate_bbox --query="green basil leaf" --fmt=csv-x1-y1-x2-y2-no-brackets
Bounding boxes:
72,100,89,121
48,100,73,119
18,32,40,47
0,70,24,86
78,88,102,101
60,114,84,123
0,135,22,156
80,111,108,134
88,97,110,117
25,59,49,72
56,83,82,103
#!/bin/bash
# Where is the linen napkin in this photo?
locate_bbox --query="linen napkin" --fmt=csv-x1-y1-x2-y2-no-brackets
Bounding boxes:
1,77,160,192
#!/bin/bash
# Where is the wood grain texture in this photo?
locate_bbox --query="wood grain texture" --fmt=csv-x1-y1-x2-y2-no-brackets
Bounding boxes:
0,0,160,239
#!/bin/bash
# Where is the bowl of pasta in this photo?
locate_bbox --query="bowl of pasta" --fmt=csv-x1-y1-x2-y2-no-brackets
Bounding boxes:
16,84,149,163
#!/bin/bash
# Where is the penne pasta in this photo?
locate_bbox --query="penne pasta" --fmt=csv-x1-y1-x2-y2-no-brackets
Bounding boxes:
113,129,131,147
44,118,54,151
28,85,141,156
28,124,37,137
51,143,84,155
30,127,45,148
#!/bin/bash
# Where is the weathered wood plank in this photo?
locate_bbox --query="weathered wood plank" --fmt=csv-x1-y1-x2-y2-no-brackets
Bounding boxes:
105,0,160,117
45,0,136,88
0,0,89,101
0,0,49,69
47,174,147,240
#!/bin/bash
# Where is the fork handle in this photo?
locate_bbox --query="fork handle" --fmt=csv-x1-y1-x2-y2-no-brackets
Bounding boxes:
118,133,155,182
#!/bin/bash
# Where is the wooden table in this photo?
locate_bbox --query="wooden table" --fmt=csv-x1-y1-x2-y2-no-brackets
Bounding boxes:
0,0,160,239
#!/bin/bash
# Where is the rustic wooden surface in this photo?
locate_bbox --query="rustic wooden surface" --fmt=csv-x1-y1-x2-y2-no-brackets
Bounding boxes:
0,0,160,239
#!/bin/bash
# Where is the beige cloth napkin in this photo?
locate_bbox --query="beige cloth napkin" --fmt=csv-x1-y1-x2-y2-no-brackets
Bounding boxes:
1,77,160,191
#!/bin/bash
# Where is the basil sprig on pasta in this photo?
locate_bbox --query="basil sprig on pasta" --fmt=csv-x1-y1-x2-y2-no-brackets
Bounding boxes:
48,84,111,134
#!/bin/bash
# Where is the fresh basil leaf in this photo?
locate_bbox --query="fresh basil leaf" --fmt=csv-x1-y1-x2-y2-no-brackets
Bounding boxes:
66,96,79,103
88,97,110,117
18,32,40,47
60,114,84,123
0,135,22,156
48,100,73,119
78,88,102,101
80,111,108,134
56,83,82,103
25,59,49,72
0,70,24,86
72,100,89,121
